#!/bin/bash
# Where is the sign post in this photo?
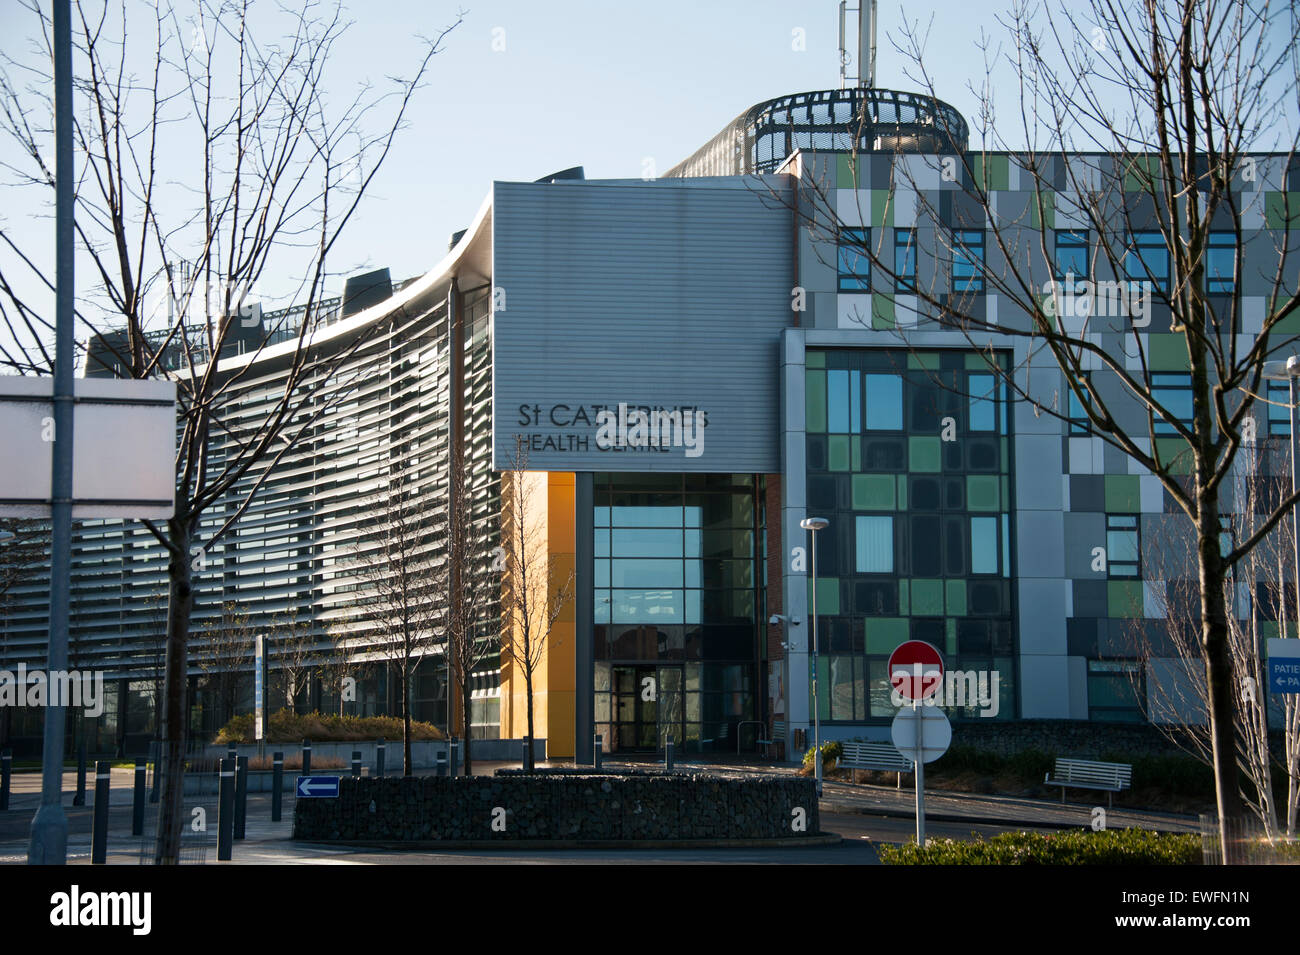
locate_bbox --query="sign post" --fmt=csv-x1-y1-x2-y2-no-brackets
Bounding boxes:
888,640,951,847
254,634,266,759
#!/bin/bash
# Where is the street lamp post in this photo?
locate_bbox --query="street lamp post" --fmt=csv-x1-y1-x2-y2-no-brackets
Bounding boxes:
1262,357,1300,639
801,516,829,796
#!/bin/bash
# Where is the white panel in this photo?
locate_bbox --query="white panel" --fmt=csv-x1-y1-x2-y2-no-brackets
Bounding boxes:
0,378,176,518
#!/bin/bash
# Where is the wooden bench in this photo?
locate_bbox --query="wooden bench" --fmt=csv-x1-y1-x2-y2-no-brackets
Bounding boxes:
1043,757,1132,807
840,740,914,789
757,720,785,760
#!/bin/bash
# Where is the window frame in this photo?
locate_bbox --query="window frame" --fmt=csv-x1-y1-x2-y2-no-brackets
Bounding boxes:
1053,229,1090,282
1105,514,1141,578
1125,230,1170,294
1205,231,1237,294
951,229,986,293
894,227,917,292
838,227,872,292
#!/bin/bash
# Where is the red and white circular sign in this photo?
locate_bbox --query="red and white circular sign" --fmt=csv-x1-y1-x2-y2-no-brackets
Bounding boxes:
888,640,944,701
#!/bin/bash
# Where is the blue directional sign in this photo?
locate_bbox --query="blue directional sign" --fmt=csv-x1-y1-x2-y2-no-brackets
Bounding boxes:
1268,638,1300,694
296,775,340,798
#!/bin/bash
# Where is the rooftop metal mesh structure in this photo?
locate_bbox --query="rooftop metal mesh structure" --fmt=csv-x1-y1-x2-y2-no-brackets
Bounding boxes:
664,88,969,179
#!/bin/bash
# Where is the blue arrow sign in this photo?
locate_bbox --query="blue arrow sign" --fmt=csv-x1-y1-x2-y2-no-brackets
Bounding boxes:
296,775,340,798
1268,638,1300,694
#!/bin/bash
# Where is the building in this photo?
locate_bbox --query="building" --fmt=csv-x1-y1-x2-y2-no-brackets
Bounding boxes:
3,76,1297,762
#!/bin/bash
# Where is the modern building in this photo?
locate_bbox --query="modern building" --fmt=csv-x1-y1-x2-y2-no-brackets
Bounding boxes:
3,73,1298,761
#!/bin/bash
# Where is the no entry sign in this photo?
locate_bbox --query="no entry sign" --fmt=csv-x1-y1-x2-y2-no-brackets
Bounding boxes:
888,640,944,701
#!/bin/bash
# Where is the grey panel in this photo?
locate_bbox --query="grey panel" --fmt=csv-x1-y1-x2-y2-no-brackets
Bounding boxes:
492,177,792,472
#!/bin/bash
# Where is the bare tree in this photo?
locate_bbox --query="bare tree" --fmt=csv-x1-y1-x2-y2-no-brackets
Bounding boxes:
444,448,500,776
349,480,444,776
270,605,314,712
763,0,1299,859
194,600,256,729
322,623,372,717
0,0,459,861
1131,437,1294,837
500,438,573,772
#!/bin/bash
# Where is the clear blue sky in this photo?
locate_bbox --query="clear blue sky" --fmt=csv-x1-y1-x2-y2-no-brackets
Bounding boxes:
0,0,1295,333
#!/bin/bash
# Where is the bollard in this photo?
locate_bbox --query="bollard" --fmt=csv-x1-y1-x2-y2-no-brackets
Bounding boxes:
234,755,248,840
227,743,237,763
376,738,385,779
435,751,448,777
132,758,146,836
73,735,87,806
450,738,459,777
301,739,311,777
594,733,603,771
0,749,11,811
351,751,361,777
217,757,234,861
91,760,110,864
271,752,283,822
149,738,160,803
665,736,675,772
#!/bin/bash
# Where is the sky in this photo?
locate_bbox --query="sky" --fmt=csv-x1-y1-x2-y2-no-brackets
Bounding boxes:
0,0,1296,355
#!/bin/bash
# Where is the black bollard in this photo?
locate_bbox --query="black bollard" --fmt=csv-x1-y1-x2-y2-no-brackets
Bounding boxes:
301,739,311,777
149,738,160,803
217,757,234,861
132,758,146,836
234,755,248,840
73,735,87,806
450,737,459,777
435,751,447,777
594,733,603,771
0,749,11,811
271,752,283,822
376,739,385,779
665,736,675,772
91,760,110,864
351,751,361,777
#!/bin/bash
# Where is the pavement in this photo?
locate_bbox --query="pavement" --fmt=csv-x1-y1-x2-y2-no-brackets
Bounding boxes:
0,755,1202,864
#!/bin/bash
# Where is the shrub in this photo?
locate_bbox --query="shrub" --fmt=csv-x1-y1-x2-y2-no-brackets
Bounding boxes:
877,828,1201,865
802,740,844,770
213,709,445,744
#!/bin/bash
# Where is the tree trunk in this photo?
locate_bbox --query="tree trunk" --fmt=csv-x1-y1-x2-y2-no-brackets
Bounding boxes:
1198,501,1245,863
461,676,473,776
153,518,193,865
525,669,535,773
403,665,412,777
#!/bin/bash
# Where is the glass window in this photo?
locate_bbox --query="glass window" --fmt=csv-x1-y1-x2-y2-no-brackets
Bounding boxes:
1125,231,1169,293
951,230,985,293
968,373,997,431
894,228,916,291
1206,232,1236,294
1067,373,1092,435
865,374,903,430
838,227,871,292
1151,373,1193,434
827,369,861,433
970,516,999,574
1267,379,1291,437
1087,660,1146,721
1054,229,1089,281
855,516,894,573
1106,514,1140,578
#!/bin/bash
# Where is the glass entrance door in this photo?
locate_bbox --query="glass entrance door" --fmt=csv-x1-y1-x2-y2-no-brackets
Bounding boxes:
612,664,684,753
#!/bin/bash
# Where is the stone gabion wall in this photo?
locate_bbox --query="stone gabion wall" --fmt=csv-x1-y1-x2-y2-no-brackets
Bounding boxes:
293,774,819,842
